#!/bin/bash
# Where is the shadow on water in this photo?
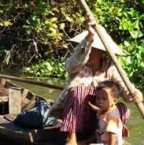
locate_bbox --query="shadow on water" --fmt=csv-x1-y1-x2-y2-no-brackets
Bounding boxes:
12,77,66,100
0,75,143,145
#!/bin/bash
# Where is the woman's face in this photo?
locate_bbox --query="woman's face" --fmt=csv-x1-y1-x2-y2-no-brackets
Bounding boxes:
87,48,105,65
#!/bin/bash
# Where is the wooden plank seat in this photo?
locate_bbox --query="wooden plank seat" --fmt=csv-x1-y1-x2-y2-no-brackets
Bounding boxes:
0,115,65,145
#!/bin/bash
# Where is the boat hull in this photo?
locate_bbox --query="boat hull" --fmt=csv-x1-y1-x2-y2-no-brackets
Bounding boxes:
0,78,66,145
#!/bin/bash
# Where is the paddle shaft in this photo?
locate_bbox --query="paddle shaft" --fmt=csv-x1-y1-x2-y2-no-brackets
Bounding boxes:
0,74,64,90
80,0,144,119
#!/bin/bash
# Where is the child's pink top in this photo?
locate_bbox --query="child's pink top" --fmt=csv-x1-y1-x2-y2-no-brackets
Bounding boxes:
96,106,123,145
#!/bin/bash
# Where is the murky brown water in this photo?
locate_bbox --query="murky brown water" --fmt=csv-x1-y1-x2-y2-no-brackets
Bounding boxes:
1,77,144,144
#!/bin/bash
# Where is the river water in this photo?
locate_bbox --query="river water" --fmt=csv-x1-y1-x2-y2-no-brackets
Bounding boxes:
5,77,144,144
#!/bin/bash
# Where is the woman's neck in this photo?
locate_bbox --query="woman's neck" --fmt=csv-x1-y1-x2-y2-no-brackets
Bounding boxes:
88,60,101,75
91,65,100,74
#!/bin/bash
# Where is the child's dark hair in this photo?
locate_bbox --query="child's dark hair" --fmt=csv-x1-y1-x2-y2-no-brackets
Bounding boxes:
96,80,120,98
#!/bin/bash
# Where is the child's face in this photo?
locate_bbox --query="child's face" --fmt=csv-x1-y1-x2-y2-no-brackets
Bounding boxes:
95,88,117,113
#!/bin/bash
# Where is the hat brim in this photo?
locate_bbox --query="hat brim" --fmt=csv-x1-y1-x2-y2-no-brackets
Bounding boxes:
69,30,124,55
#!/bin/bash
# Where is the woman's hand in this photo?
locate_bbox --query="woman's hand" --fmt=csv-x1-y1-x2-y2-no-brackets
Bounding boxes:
85,13,97,42
130,90,143,103
85,13,97,36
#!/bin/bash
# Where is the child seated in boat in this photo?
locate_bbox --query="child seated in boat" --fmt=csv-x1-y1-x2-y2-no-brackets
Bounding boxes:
80,80,130,145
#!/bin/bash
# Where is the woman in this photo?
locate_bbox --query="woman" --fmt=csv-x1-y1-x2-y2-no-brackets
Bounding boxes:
49,14,143,145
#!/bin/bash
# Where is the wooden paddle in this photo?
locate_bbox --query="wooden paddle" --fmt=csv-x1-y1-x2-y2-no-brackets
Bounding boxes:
0,74,64,90
80,0,144,119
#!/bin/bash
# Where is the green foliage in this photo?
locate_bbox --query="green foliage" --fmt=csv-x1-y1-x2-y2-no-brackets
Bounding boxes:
0,0,84,78
22,58,68,79
86,0,144,89
23,1,63,43
0,0,144,89
119,40,144,88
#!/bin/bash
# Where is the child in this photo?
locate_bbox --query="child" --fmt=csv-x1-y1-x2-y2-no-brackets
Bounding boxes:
87,80,130,145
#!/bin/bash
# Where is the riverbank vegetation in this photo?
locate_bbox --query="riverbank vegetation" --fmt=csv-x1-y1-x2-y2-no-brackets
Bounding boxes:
0,0,144,90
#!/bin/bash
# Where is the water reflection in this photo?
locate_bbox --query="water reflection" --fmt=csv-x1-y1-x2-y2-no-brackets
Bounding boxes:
12,77,66,100
126,103,144,145
11,77,144,144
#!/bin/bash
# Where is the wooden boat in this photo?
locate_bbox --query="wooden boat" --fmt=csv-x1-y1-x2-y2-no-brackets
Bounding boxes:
0,77,132,145
0,78,67,145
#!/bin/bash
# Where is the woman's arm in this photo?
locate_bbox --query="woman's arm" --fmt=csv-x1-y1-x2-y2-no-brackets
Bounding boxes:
108,63,143,102
66,38,93,75
66,13,97,75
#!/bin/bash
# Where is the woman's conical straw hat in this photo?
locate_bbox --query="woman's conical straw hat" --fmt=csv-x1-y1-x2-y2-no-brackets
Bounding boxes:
69,30,124,55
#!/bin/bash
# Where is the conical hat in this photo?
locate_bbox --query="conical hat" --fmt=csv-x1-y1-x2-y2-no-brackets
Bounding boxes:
69,30,124,55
